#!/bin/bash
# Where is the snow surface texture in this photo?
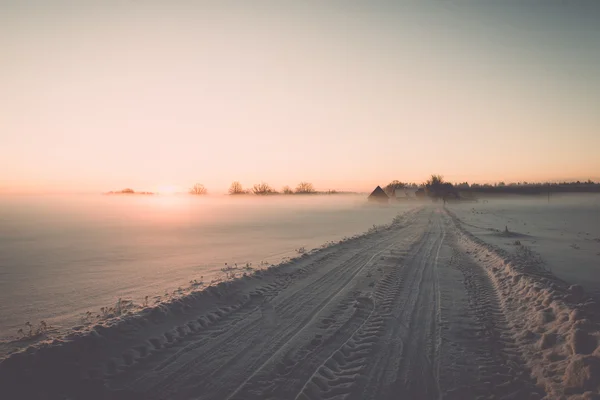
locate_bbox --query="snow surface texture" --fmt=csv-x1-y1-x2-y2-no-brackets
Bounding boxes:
1,206,599,400
447,196,600,298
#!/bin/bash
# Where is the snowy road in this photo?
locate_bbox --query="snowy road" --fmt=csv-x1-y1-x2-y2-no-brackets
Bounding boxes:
105,207,542,400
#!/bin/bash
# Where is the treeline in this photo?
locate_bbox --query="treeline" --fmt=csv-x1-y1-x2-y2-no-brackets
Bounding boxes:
105,188,155,195
381,177,600,199
189,181,354,196
457,180,600,195
381,175,454,201
382,180,421,196
229,181,317,195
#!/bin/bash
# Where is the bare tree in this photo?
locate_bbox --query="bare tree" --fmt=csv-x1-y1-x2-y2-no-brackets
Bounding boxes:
282,185,294,194
426,174,444,187
189,183,208,195
425,174,443,199
229,181,244,195
425,174,456,203
252,182,274,195
295,181,315,194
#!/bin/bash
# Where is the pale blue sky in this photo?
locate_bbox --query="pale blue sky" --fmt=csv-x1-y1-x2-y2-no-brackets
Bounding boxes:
1,1,599,193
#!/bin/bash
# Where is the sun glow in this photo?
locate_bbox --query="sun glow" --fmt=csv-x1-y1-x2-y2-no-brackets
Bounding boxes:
157,185,180,195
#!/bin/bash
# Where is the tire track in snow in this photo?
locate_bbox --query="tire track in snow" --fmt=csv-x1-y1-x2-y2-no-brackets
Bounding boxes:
294,254,409,400
120,210,426,399
391,212,446,399
230,295,375,400
294,212,439,400
440,238,543,399
353,211,445,400
225,237,406,400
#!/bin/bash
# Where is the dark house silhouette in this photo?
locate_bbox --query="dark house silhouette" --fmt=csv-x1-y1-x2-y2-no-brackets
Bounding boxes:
368,186,389,203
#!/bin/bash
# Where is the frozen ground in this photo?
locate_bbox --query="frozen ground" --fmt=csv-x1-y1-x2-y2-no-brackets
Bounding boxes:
2,206,599,400
447,194,600,298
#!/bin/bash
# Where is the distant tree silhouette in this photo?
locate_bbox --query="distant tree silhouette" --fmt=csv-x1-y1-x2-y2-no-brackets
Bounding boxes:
282,185,294,194
105,188,155,195
425,175,456,202
295,182,315,194
229,181,244,195
384,180,407,196
252,182,274,195
455,179,600,194
189,184,207,195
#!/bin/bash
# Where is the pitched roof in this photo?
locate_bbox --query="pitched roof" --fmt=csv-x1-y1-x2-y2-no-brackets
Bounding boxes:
368,186,389,198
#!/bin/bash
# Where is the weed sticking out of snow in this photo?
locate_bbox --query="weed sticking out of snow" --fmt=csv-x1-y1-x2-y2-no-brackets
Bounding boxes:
16,321,51,341
295,246,306,254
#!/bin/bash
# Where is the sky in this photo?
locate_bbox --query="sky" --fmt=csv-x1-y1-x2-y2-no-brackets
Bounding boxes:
2,0,600,194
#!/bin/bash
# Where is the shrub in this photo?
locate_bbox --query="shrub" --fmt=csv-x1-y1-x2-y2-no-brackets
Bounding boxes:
252,182,274,195
229,181,244,195
295,182,315,194
189,183,208,195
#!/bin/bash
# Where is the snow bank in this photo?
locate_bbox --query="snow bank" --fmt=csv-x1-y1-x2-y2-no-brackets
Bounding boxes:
0,278,263,399
449,209,600,399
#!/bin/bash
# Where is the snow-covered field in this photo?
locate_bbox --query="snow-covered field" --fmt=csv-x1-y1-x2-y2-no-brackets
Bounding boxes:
447,194,600,298
2,204,599,400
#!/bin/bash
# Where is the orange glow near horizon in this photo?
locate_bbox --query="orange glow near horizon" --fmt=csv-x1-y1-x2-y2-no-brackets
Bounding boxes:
1,3,600,194
156,185,181,195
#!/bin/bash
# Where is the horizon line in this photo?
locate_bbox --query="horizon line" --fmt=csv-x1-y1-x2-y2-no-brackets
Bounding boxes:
2,177,600,196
